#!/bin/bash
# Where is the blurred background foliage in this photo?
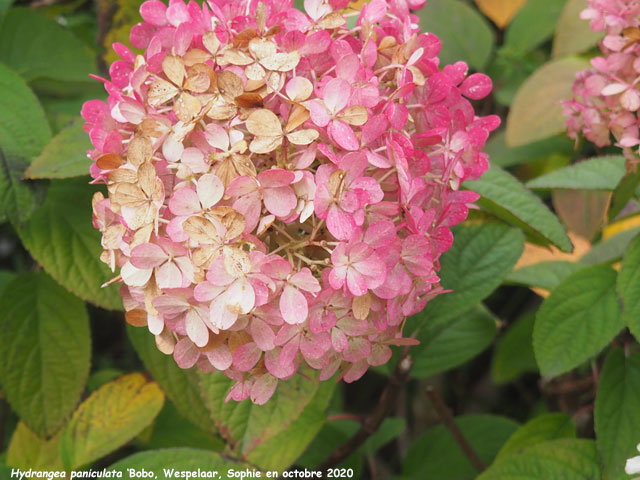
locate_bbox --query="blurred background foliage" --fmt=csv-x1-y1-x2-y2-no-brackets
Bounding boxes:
2,0,640,478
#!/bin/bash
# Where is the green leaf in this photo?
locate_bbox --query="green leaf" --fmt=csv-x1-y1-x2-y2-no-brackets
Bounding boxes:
127,325,217,435
403,414,519,480
477,439,601,480
466,165,572,252
527,156,627,190
533,265,623,377
0,272,90,436
362,417,406,456
580,227,640,266
296,418,362,474
417,0,494,70
0,8,95,84
15,178,122,310
552,0,603,58
412,304,498,379
25,118,92,179
619,235,640,340
609,170,640,220
7,422,63,469
491,314,538,384
506,57,590,147
505,0,567,55
413,223,524,324
139,402,224,451
198,369,332,471
109,448,251,475
484,131,574,168
0,270,15,294
496,413,576,461
0,63,51,222
61,373,165,469
595,349,640,480
505,261,582,290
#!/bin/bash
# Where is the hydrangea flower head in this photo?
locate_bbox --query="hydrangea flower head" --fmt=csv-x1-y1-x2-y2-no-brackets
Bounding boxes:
84,0,499,404
564,0,640,167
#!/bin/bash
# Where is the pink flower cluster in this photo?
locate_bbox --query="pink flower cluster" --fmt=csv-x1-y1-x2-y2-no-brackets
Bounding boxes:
564,0,640,164
84,0,498,404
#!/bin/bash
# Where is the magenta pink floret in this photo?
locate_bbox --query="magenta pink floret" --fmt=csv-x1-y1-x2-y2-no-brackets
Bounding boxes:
84,0,499,404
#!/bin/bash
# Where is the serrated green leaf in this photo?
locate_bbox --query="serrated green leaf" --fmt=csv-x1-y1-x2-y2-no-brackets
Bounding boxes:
595,349,640,480
466,165,572,252
0,63,51,222
198,369,330,471
610,170,640,220
127,325,217,435
491,314,538,384
485,131,574,168
496,413,576,461
619,235,640,340
505,0,567,54
413,223,524,324
505,261,582,290
412,304,497,379
580,227,640,266
506,57,590,147
527,156,626,190
15,178,123,310
533,265,623,377
6,422,63,470
403,414,519,480
109,448,251,475
61,373,165,469
552,0,603,58
478,439,601,480
0,272,90,436
0,8,95,84
25,118,92,179
417,0,494,70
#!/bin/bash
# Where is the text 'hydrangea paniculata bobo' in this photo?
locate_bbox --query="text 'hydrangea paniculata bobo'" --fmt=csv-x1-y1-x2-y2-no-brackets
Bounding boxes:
84,0,499,404
564,0,640,167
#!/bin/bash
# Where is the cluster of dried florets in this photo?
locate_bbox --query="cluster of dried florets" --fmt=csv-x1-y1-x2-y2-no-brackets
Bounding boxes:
564,0,640,166
84,0,498,404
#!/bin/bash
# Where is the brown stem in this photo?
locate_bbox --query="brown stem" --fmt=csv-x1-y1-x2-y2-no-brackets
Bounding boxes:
319,350,413,471
426,387,486,473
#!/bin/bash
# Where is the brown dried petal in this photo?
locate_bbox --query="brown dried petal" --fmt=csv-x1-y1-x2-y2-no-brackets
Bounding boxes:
127,136,153,167
174,91,202,122
203,31,220,55
184,64,212,93
184,216,219,243
137,162,158,197
245,63,266,82
249,38,278,60
114,182,146,207
286,129,319,146
148,79,179,106
329,169,345,196
217,71,244,101
337,105,368,126
259,51,301,72
210,206,245,240
246,108,283,136
249,135,283,154
162,54,185,86
108,168,138,185
222,246,252,277
183,48,211,67
125,309,148,327
256,2,266,32
207,104,238,120
317,11,346,29
221,48,254,66
233,28,259,48
285,104,310,132
193,245,218,268
96,153,123,170
352,293,371,320
235,92,264,108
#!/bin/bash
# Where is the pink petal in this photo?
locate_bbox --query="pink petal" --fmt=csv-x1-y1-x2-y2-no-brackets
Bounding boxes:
300,332,331,360
226,279,256,314
279,337,299,368
173,338,200,368
280,285,309,324
121,261,152,287
156,261,184,289
250,318,275,351
233,342,262,371
205,345,232,370
226,176,258,197
130,242,168,269
204,124,230,151
263,186,297,217
343,360,369,383
140,0,168,26
327,205,356,240
328,120,359,151
169,188,201,216
290,268,321,293
186,308,209,347
309,100,331,127
250,374,277,405
460,73,492,100
152,295,190,316
258,168,296,188
197,173,224,209
343,337,371,363
368,344,392,366
323,78,350,114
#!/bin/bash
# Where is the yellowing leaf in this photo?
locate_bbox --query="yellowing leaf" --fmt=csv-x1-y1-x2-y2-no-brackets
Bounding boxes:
515,231,590,270
475,0,527,29
7,422,63,470
603,214,640,240
61,373,165,469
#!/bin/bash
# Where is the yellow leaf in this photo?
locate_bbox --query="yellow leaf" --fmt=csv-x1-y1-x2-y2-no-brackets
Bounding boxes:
61,373,164,469
7,422,63,470
603,213,640,240
475,0,527,29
